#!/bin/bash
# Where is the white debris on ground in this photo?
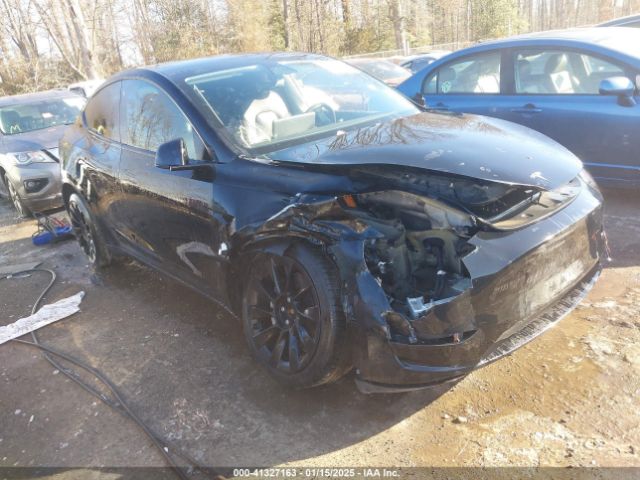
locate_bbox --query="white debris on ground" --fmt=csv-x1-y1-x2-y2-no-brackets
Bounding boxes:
0,291,84,345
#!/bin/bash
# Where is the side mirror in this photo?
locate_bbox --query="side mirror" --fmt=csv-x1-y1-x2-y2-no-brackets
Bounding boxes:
412,92,426,107
599,76,636,106
155,138,215,177
155,138,188,169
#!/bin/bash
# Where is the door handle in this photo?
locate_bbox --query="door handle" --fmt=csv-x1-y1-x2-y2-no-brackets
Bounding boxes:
511,103,542,114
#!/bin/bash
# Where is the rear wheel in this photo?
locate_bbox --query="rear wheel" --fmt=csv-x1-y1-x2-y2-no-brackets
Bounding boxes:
5,175,29,218
67,193,111,268
242,244,351,388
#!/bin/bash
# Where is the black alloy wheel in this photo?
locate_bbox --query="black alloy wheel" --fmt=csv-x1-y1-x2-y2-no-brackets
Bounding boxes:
242,246,351,388
68,196,97,264
245,254,321,373
66,193,113,268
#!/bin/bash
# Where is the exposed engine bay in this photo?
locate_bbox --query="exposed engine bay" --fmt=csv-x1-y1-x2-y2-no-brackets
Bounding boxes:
353,190,476,321
346,169,582,324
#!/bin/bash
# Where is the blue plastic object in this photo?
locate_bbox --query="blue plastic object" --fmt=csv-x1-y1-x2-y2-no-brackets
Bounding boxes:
32,225,73,246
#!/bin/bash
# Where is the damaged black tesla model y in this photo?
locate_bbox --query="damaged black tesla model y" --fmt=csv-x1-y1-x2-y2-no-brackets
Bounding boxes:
60,53,607,393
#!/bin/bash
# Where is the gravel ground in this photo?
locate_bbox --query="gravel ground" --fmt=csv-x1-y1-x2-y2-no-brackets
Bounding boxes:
0,188,638,478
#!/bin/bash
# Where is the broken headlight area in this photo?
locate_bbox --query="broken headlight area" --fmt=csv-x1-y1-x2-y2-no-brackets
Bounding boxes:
484,176,582,229
344,190,477,344
351,166,536,218
350,167,582,230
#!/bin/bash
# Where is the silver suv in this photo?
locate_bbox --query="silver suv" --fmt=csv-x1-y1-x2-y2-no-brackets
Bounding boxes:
0,90,85,216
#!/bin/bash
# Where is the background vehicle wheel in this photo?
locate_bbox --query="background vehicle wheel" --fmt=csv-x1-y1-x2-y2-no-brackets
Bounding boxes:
242,244,351,388
5,175,30,218
66,193,112,268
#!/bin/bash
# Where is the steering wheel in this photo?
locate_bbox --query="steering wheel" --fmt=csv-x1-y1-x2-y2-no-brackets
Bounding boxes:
306,103,337,126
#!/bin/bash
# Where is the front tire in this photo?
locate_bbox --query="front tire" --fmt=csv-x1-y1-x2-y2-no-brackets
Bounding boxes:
5,175,29,218
242,244,351,388
66,193,111,268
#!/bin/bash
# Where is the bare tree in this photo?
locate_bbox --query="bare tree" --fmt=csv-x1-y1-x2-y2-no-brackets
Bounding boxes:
3,0,640,95
388,0,408,54
283,0,290,48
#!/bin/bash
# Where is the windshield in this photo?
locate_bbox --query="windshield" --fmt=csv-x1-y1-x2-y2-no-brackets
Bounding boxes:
352,60,411,82
0,96,85,135
183,57,418,153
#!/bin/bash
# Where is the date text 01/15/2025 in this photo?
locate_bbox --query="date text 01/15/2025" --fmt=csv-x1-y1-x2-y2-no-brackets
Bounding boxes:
232,468,400,477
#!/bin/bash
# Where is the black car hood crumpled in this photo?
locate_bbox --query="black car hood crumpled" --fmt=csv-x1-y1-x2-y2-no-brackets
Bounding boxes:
264,112,583,190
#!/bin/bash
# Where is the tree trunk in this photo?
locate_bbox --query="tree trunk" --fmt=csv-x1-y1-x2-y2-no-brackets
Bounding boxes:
341,0,350,23
63,0,99,78
283,0,290,48
389,0,408,54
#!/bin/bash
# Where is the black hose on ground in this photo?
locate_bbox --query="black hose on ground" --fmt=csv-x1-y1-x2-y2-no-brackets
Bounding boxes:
2,268,224,480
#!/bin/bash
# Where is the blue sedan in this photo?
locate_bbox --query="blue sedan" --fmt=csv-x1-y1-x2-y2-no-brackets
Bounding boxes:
397,27,640,186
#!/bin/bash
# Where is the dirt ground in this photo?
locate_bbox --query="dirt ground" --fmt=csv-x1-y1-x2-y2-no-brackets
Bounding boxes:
0,187,638,478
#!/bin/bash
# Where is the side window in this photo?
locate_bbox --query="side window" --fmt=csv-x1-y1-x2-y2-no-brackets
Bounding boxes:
84,82,120,141
423,73,437,94
423,52,501,95
584,55,622,75
515,49,628,94
120,79,206,160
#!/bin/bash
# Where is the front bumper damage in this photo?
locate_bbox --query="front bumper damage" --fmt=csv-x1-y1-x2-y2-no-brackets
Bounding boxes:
328,180,605,393
353,264,601,393
234,164,605,393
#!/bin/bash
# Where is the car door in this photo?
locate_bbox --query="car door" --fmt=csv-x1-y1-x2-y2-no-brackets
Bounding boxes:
117,78,229,303
420,50,514,117
501,47,640,185
74,81,123,230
